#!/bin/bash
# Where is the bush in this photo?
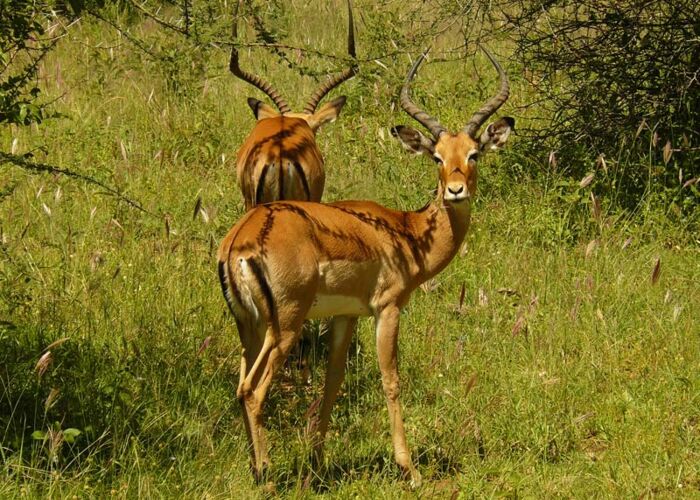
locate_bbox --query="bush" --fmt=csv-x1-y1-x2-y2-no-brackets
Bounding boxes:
498,0,699,216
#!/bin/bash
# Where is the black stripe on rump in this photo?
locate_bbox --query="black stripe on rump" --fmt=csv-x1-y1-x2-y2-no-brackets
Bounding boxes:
218,260,239,315
246,258,275,320
292,162,311,201
255,164,270,206
278,160,285,200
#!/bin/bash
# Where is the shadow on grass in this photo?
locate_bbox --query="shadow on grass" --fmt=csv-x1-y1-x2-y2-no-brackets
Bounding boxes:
266,443,464,493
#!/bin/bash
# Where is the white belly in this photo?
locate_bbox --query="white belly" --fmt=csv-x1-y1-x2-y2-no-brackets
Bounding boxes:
306,294,371,319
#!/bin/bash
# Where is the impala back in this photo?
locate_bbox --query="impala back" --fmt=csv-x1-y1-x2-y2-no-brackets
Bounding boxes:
236,116,324,211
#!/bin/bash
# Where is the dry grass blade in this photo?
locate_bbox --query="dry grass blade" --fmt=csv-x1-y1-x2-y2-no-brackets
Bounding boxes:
464,372,477,395
45,388,60,412
663,140,672,164
512,313,527,336
573,412,596,425
580,172,595,188
570,296,581,320
673,305,682,321
596,154,607,174
590,192,601,221
682,177,698,189
110,218,124,232
90,251,104,271
622,236,633,250
651,257,661,285
635,118,647,139
45,337,70,351
196,336,212,357
596,308,605,324
548,150,557,170
529,294,539,311
585,239,598,258
459,241,468,257
119,140,128,162
478,288,489,307
35,351,53,377
199,206,210,224
420,277,439,293
652,131,659,147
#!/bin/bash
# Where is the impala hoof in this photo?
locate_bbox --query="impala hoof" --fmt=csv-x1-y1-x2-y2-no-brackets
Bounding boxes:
409,470,423,490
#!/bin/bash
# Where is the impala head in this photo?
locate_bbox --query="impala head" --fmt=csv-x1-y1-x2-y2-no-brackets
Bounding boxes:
244,95,348,133
230,0,357,133
391,48,515,204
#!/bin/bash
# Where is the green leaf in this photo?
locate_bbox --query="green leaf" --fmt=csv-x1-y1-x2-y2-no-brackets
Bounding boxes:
63,428,82,443
31,430,47,440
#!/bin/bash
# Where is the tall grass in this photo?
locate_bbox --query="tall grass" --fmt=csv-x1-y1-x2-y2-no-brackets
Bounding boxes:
1,2,698,497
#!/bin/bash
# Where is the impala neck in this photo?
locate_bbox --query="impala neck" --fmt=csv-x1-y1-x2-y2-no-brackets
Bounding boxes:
408,189,471,282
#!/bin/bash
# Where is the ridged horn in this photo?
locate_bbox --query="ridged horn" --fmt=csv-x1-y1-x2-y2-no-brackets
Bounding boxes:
230,0,291,114
463,46,510,138
399,49,446,140
303,0,358,114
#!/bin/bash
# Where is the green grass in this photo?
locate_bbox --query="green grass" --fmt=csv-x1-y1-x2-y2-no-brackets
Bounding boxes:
1,3,699,497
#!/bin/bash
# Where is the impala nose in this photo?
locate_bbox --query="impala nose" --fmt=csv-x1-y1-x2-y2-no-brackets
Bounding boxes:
448,184,464,195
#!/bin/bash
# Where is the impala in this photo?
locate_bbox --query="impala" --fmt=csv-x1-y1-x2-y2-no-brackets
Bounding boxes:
218,47,514,485
230,0,357,211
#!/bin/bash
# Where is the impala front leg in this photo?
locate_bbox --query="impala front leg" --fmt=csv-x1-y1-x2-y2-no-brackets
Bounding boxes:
375,306,422,488
309,316,357,468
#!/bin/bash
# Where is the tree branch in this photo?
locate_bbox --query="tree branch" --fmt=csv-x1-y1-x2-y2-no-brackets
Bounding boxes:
0,152,156,217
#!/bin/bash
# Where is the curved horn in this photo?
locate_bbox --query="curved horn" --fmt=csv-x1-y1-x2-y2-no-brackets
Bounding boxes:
463,46,510,138
303,0,358,114
230,0,291,114
399,49,446,140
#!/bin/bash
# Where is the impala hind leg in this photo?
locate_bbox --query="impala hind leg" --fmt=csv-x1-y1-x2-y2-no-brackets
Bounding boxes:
375,306,421,488
235,318,271,482
308,316,357,468
237,319,304,482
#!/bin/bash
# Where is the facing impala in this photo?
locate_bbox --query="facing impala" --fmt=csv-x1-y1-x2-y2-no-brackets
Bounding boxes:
230,0,357,211
218,48,514,485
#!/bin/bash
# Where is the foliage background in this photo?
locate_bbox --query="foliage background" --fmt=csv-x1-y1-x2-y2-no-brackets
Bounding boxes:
0,0,698,496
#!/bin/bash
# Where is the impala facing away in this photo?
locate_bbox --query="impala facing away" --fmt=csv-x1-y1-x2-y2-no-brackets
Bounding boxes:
230,0,357,211
218,48,514,485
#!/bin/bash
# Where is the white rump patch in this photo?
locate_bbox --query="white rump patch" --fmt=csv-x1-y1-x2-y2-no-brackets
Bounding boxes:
237,258,260,321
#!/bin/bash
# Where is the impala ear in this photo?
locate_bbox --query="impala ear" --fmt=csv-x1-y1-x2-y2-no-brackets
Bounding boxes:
479,116,515,151
247,97,279,120
391,125,436,157
306,96,347,131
